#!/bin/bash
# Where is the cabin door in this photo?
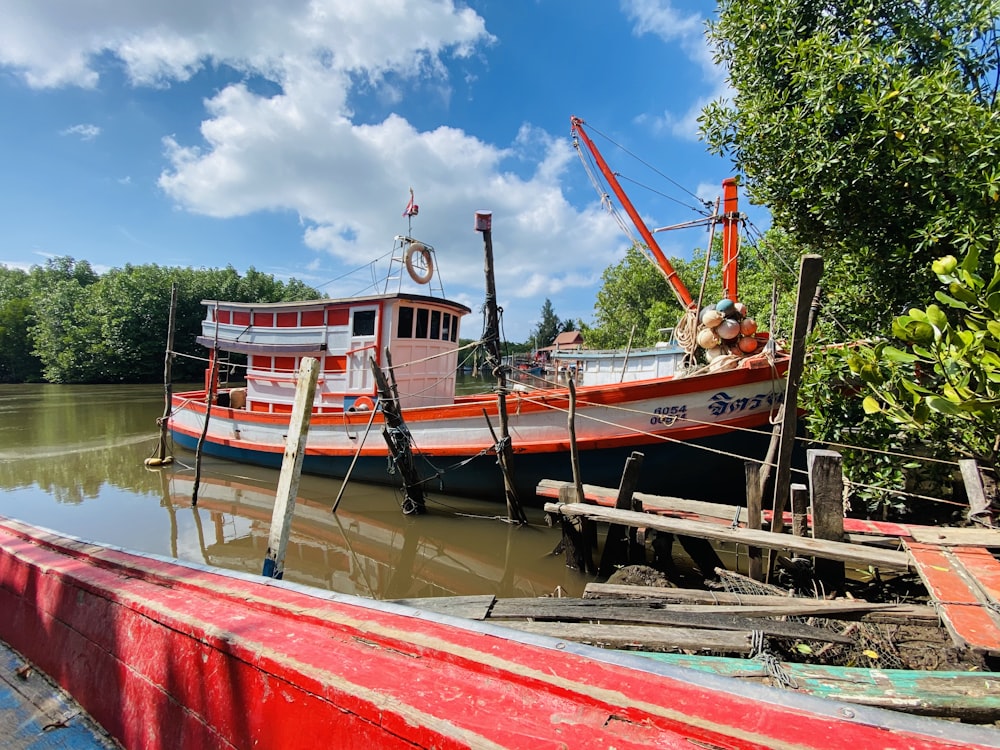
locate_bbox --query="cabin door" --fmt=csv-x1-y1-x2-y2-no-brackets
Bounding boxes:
346,306,378,393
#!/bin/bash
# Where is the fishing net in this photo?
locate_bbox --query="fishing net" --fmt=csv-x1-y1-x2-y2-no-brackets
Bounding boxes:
716,568,905,670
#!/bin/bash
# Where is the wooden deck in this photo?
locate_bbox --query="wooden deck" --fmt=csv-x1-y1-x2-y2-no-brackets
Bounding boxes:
0,640,120,749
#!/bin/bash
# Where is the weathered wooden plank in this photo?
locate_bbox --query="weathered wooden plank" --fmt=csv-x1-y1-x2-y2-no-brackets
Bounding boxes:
907,541,1000,654
490,621,752,653
388,595,496,620
1,640,120,749
487,598,854,644
809,450,845,592
908,527,1000,547
953,546,1000,603
633,652,1000,722
536,480,915,539
582,583,940,623
961,458,994,526
544,501,910,571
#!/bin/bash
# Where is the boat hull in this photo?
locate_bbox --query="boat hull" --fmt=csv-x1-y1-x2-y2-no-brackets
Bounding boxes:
170,362,791,503
1,516,993,749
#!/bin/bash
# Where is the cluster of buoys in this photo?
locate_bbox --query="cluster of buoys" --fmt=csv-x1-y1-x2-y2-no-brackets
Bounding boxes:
694,298,765,361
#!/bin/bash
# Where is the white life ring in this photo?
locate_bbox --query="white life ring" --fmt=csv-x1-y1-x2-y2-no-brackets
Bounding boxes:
405,242,434,284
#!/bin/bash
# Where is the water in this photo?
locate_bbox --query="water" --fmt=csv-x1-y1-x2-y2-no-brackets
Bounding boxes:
0,383,588,599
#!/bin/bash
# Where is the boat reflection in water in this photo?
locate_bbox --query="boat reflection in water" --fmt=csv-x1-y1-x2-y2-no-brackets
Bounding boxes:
162,467,583,601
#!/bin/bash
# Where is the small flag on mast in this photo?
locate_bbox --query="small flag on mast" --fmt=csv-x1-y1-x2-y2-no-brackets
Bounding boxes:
403,188,419,217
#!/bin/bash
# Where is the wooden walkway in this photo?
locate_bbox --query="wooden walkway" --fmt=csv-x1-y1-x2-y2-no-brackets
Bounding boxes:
540,478,1000,657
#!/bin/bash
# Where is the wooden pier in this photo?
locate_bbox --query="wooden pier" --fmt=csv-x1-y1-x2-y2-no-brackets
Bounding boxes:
540,448,1000,658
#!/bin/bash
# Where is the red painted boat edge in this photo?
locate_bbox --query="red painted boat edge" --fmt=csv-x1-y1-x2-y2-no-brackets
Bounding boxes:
1,515,994,749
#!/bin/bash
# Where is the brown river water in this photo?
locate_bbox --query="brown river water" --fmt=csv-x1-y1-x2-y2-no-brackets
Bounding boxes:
0,382,590,600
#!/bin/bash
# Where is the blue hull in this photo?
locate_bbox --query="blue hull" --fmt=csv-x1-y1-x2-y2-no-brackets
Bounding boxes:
171,429,791,505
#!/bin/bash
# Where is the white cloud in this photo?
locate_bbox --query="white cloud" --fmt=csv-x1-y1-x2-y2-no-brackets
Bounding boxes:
0,0,637,336
60,123,101,141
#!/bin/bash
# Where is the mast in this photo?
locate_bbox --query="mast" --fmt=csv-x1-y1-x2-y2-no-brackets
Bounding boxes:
570,116,695,310
721,177,740,302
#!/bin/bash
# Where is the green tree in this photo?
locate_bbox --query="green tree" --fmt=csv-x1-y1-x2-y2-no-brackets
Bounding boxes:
702,0,1000,335
530,298,566,348
0,266,41,382
584,234,797,349
21,259,321,384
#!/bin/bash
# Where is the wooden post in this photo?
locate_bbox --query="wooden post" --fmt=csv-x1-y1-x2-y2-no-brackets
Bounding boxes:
961,459,995,526
192,302,220,506
149,282,177,466
262,357,320,579
766,255,823,563
558,486,595,573
598,451,644,577
808,449,845,593
791,483,809,537
477,211,527,525
745,461,763,581
370,357,425,515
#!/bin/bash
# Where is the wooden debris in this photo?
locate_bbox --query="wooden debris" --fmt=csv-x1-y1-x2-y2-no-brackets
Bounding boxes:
907,541,1000,655
583,583,940,624
486,597,855,644
492,621,752,653
543,501,911,571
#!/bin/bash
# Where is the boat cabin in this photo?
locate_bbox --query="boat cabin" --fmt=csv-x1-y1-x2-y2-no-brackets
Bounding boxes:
198,293,471,414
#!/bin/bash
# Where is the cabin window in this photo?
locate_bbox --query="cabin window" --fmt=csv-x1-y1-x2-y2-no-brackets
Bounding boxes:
441,313,451,341
302,310,323,326
353,310,376,336
327,308,349,327
415,308,429,338
430,310,441,339
450,316,458,341
397,306,414,338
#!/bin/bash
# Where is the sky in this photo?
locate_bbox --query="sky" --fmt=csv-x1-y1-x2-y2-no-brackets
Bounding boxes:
0,0,758,343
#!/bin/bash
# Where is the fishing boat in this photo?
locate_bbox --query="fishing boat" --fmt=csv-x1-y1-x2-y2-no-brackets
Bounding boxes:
2,514,996,749
168,122,789,505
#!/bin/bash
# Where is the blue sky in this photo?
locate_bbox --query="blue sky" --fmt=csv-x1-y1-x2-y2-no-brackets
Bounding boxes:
0,0,758,342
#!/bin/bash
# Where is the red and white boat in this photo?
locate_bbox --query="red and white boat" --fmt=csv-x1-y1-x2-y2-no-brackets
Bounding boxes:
2,515,995,749
169,122,789,504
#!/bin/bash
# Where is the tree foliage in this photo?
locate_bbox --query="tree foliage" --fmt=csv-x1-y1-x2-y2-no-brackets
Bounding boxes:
530,298,573,348
702,0,1000,334
853,250,1000,464
0,257,321,385
584,233,798,349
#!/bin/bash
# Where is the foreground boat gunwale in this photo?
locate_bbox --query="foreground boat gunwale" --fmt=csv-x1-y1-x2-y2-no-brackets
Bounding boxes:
2,515,997,748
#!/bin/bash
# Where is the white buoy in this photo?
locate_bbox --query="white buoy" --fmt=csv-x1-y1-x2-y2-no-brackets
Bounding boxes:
717,318,740,341
696,328,720,349
701,309,724,328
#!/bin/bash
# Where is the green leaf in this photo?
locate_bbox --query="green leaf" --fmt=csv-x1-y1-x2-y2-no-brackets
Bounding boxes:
882,346,919,363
